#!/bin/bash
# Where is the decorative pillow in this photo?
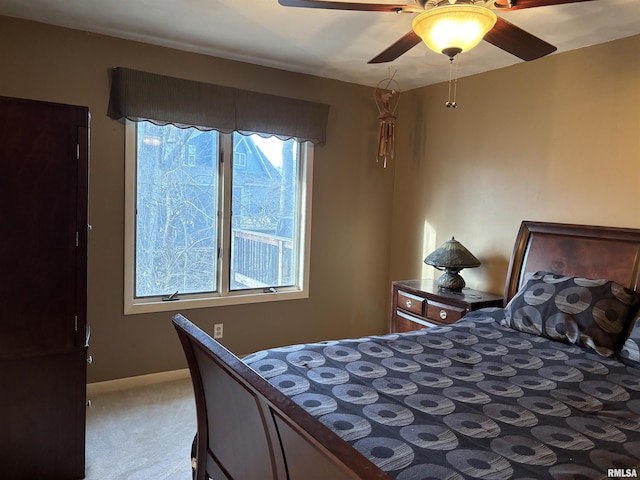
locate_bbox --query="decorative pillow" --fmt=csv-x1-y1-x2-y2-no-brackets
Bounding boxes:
503,271,640,357
619,315,640,366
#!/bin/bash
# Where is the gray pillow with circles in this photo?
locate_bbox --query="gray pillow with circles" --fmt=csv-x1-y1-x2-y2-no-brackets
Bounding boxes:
502,271,640,357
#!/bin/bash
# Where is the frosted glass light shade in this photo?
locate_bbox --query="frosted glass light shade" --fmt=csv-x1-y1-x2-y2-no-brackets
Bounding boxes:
412,5,497,57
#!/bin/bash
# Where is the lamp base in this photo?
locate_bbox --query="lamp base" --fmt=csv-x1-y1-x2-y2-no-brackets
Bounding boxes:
437,268,465,291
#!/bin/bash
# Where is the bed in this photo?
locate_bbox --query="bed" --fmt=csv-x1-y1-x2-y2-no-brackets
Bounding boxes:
174,221,640,480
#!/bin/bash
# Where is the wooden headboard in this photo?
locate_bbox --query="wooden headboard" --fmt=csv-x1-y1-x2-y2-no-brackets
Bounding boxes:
504,221,640,304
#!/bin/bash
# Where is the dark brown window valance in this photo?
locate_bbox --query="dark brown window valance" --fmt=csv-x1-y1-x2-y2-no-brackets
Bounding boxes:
107,67,329,145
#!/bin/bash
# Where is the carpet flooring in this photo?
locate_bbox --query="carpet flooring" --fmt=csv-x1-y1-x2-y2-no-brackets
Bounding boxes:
85,375,196,480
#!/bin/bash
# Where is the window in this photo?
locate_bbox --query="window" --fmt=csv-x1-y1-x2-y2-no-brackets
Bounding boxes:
125,121,313,314
186,144,197,166
233,151,246,168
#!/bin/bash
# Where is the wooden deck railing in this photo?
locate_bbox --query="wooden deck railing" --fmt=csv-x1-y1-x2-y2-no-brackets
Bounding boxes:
232,229,293,289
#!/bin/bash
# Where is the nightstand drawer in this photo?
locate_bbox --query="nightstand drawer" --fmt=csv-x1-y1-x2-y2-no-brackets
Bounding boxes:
397,290,426,316
395,310,439,332
426,300,465,324
391,280,503,334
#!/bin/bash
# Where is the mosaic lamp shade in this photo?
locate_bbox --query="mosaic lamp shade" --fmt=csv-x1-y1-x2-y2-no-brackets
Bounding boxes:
424,237,480,291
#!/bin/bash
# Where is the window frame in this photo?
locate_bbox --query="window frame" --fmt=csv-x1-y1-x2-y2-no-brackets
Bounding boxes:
124,121,313,315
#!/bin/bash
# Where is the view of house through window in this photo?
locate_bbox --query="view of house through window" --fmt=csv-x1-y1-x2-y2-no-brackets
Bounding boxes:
128,121,311,312
230,132,298,290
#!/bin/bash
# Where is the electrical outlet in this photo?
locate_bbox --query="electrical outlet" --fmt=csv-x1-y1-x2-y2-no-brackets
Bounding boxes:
213,323,223,339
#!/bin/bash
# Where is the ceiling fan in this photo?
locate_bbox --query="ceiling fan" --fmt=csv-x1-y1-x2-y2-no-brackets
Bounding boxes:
278,0,597,64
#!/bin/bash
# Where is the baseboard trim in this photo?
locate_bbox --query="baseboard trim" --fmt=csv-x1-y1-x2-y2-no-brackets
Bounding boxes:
87,368,190,396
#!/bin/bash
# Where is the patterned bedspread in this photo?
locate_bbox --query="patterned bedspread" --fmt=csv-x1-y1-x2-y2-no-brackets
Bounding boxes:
244,309,640,480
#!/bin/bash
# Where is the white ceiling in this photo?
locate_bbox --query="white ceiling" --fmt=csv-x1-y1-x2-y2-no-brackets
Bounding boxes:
2,0,639,90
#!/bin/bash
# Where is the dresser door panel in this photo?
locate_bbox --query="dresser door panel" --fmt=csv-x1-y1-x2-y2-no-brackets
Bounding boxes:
0,97,88,356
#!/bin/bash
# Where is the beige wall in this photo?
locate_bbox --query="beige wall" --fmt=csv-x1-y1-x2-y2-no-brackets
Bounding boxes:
390,33,640,296
4,14,639,383
0,16,395,382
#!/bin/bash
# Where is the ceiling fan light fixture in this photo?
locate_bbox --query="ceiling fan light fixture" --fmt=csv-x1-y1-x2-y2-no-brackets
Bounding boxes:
412,5,497,57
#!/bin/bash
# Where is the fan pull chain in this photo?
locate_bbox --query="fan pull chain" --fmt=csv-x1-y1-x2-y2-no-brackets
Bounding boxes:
446,55,459,108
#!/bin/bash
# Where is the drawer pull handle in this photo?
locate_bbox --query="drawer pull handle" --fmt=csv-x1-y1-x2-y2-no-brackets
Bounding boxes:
406,299,412,308
439,309,447,320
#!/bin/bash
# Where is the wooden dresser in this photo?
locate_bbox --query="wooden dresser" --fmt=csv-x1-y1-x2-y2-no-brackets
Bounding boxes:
391,279,503,333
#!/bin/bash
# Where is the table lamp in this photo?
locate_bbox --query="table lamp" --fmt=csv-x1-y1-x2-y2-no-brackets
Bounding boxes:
424,237,480,291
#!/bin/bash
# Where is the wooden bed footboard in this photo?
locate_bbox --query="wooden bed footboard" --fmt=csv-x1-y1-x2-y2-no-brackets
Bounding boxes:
173,313,391,480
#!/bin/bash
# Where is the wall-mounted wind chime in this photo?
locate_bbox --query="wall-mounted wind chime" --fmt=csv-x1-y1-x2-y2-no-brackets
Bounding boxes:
374,73,400,168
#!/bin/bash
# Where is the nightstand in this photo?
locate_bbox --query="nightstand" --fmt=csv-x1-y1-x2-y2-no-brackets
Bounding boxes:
391,279,503,333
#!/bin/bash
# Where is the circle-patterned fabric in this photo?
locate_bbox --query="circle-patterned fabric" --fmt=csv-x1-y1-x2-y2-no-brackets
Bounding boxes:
245,309,640,479
503,272,640,357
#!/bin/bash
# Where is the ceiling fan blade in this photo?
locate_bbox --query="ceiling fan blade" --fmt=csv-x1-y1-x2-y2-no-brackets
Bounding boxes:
494,0,596,11
278,0,415,13
483,16,556,61
368,31,422,64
